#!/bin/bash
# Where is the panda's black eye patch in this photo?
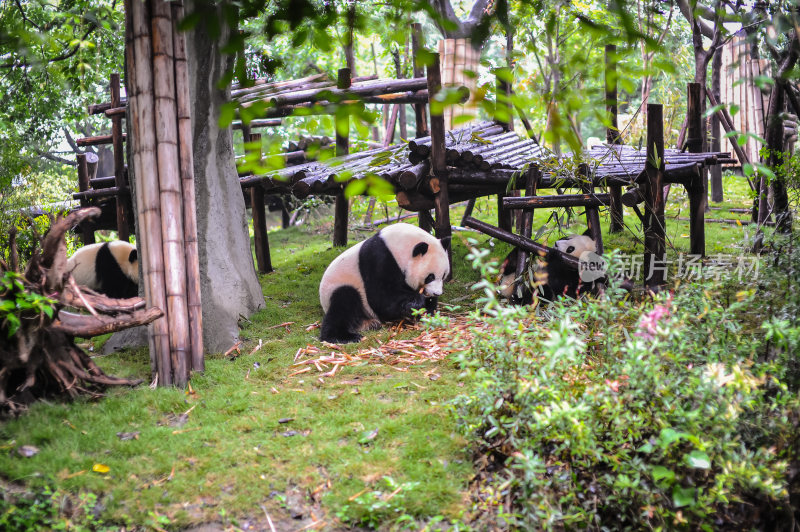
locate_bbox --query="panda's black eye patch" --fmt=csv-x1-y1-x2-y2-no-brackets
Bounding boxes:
413,242,429,257
425,273,435,284
566,245,575,254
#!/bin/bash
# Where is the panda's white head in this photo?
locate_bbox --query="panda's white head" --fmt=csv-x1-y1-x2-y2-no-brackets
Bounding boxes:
554,234,596,259
107,241,139,284
379,223,449,297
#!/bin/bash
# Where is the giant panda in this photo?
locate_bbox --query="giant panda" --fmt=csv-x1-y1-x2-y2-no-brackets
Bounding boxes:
498,232,599,304
319,223,450,344
67,241,139,299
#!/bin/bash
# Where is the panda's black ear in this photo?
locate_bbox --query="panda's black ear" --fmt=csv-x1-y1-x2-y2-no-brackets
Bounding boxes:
582,228,592,237
412,242,429,257
129,249,137,264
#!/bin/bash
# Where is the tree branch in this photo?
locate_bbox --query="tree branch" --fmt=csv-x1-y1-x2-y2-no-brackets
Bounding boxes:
0,22,97,69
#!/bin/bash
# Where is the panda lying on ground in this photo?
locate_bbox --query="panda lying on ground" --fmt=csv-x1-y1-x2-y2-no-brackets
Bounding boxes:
498,232,602,304
67,241,139,299
319,223,450,344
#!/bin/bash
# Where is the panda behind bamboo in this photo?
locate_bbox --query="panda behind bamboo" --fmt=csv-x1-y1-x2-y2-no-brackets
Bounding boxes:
67,241,139,299
498,232,600,304
319,223,450,344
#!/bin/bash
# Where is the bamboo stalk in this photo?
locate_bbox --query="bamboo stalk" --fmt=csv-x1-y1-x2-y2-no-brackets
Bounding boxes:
127,0,170,384
172,0,204,373
152,0,190,386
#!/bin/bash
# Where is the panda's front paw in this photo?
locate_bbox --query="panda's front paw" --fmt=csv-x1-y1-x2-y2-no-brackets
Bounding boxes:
402,296,427,319
424,296,438,314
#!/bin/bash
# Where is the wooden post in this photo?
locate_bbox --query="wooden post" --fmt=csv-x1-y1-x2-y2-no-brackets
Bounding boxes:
249,134,272,273
580,164,604,255
605,44,624,233
333,67,351,247
515,165,539,278
76,154,96,244
643,104,666,290
110,73,131,241
411,23,429,138
710,49,723,202
427,53,452,278
686,83,706,256
171,0,203,373
497,193,512,232
495,68,513,131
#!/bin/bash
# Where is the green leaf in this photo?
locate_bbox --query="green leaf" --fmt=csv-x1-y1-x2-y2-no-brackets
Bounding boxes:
42,306,54,319
686,450,711,469
344,179,367,198
218,102,237,128
658,427,685,447
672,486,696,508
742,163,754,177
651,465,675,484
5,314,20,337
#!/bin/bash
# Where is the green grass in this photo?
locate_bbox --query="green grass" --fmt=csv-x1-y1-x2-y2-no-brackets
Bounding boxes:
0,176,759,528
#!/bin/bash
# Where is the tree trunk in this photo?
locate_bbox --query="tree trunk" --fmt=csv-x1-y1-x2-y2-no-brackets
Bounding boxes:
185,0,265,352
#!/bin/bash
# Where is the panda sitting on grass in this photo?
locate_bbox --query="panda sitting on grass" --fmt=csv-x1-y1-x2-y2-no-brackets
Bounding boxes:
67,241,139,299
318,223,450,344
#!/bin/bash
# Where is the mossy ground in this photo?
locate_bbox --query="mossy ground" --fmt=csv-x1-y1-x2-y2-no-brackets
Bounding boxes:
0,173,760,528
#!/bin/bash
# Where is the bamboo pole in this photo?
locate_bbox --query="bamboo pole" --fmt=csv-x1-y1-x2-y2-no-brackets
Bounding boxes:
127,0,171,385
172,0,203,373
152,0,190,386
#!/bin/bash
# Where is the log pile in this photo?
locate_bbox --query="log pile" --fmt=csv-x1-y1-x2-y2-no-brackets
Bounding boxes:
0,209,162,416
586,144,735,182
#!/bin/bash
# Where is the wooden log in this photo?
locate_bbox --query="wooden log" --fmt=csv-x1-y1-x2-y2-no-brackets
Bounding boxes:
397,162,430,190
90,175,118,189
333,68,351,247
53,307,163,338
462,216,579,269
72,187,129,201
152,0,190,386
88,99,128,115
104,106,127,117
76,133,126,147
643,104,666,290
503,193,612,210
427,52,452,277
686,84,706,257
76,154,96,244
127,0,171,385
248,134,273,274
110,73,131,241
411,23,429,139
253,77,428,108
232,119,282,129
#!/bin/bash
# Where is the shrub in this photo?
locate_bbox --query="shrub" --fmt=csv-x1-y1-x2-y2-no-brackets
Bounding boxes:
447,242,800,529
